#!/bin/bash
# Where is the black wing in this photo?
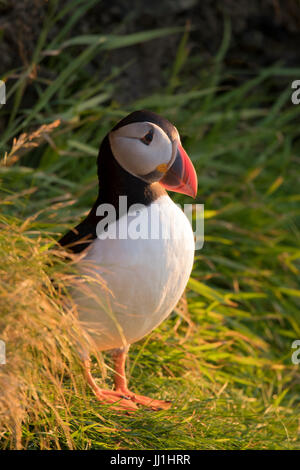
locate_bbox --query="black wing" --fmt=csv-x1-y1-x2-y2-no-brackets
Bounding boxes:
58,209,98,254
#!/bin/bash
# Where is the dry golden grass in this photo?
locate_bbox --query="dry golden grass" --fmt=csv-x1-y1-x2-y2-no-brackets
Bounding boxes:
1,120,61,167
0,216,104,449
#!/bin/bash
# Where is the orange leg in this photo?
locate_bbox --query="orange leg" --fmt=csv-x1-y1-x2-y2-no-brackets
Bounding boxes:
111,348,171,411
84,348,171,411
84,357,138,411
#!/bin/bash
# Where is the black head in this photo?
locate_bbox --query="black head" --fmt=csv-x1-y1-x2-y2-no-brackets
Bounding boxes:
111,110,179,142
97,109,197,203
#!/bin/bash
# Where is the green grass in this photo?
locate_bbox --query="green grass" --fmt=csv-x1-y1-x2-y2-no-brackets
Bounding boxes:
0,0,300,449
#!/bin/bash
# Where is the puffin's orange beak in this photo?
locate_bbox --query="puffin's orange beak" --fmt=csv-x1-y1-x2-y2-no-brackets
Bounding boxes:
159,143,198,198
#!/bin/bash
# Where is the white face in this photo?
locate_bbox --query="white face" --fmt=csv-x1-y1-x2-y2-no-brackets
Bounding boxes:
109,121,178,182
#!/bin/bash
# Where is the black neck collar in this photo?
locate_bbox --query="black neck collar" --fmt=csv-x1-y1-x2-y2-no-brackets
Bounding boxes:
93,135,166,217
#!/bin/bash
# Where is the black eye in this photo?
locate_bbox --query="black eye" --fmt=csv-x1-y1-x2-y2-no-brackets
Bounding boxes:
140,128,154,145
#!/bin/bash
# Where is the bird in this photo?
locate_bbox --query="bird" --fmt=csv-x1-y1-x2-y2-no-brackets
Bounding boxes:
59,110,197,411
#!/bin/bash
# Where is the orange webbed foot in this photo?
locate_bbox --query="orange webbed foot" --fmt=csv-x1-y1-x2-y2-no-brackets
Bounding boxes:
94,388,139,411
115,387,172,410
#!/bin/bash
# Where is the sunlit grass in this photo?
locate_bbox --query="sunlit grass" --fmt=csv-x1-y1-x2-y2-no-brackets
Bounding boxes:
0,0,299,450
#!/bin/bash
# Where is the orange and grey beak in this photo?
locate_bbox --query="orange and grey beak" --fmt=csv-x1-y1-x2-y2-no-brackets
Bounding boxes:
159,143,198,198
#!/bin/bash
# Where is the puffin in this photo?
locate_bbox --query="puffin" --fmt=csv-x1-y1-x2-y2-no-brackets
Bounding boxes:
59,110,197,411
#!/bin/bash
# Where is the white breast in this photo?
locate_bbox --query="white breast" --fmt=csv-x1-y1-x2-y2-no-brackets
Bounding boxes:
74,195,195,351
